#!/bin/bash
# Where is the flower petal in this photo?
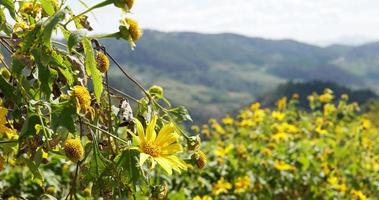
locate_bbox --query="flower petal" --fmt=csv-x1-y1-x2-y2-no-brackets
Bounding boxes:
134,118,145,143
146,115,157,142
155,123,178,146
155,157,173,175
160,143,183,155
139,153,150,167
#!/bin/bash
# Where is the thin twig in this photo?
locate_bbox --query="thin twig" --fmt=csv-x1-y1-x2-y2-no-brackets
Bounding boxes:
83,121,129,144
104,50,152,102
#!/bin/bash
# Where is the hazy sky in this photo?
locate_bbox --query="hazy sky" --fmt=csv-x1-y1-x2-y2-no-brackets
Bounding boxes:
69,0,379,45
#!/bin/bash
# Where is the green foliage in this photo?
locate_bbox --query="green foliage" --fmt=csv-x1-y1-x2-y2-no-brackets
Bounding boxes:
0,1,198,199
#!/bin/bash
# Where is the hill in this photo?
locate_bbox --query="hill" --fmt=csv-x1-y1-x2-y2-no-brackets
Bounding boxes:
102,30,379,122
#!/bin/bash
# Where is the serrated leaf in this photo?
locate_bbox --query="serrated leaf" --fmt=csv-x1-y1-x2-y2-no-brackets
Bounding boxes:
168,106,192,122
42,8,68,47
0,0,15,19
82,37,103,102
116,149,141,187
51,99,76,133
41,0,56,16
67,30,86,52
20,112,41,139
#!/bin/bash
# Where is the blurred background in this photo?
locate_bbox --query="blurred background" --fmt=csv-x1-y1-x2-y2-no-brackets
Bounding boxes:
71,0,379,123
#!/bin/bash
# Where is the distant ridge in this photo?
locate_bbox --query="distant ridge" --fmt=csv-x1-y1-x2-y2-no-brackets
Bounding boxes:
103,30,379,122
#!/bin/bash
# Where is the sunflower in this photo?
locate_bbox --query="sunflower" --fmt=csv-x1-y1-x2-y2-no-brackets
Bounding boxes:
132,115,187,175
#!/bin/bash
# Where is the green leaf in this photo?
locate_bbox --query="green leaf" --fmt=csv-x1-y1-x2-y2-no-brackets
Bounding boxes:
168,106,192,122
116,149,141,187
82,37,103,102
0,75,16,99
20,112,41,139
0,0,15,19
33,50,58,99
41,0,56,16
24,158,43,180
67,30,86,52
42,8,68,47
51,99,77,133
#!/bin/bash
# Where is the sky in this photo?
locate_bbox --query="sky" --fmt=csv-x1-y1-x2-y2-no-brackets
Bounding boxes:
68,0,379,46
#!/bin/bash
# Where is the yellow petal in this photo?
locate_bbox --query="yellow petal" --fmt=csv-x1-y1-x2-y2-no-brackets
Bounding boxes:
160,143,183,155
166,155,187,172
146,115,157,142
139,153,150,167
155,123,178,146
155,157,173,175
133,118,145,143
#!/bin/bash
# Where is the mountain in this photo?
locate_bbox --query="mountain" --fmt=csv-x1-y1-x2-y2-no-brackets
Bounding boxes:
102,30,379,123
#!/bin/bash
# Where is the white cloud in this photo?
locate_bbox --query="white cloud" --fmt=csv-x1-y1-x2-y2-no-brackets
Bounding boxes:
67,0,379,45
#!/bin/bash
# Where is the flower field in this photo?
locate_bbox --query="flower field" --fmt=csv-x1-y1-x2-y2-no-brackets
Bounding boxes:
174,91,378,200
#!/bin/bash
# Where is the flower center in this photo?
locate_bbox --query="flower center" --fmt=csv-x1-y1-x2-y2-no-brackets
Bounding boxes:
142,142,161,157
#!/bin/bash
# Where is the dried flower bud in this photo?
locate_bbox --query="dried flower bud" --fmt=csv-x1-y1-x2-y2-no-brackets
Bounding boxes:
64,138,84,162
191,150,207,169
96,51,110,73
151,183,168,200
0,155,4,172
187,135,201,151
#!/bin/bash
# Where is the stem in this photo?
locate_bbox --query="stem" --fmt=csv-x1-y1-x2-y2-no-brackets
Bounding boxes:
83,121,129,145
105,71,116,154
64,0,113,26
104,50,152,103
37,106,51,150
0,140,18,144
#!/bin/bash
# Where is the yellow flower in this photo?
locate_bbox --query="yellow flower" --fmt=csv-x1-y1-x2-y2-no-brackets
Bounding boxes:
64,138,84,162
274,160,296,171
120,18,143,42
222,115,234,125
361,117,372,130
319,92,334,103
271,132,288,142
352,190,367,200
212,177,232,195
193,195,213,200
323,104,336,116
215,144,233,157
133,115,187,175
277,97,287,110
73,85,94,116
96,51,110,73
250,102,261,111
0,107,18,139
328,176,347,193
272,111,285,121
234,176,251,193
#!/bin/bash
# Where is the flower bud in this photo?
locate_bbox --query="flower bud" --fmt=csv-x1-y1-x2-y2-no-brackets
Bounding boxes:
119,18,143,42
64,138,84,162
187,135,201,151
151,184,168,200
191,150,207,169
148,85,164,98
114,0,134,11
96,51,110,73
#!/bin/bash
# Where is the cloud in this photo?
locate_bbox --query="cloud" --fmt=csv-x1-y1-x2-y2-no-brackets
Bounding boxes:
68,0,379,44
